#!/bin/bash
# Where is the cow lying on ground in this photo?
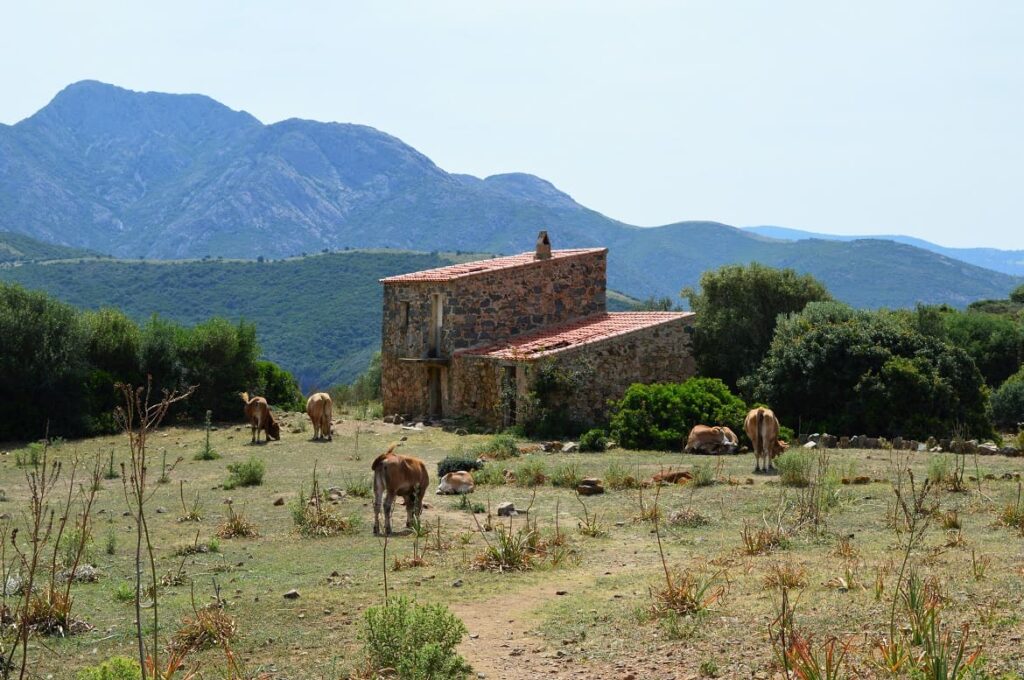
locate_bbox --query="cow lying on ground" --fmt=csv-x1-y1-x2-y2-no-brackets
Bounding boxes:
651,470,693,485
436,471,475,495
372,445,429,535
744,407,788,473
684,425,740,455
306,392,333,441
240,392,280,444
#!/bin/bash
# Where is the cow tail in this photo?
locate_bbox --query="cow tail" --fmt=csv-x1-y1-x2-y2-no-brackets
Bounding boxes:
755,409,764,456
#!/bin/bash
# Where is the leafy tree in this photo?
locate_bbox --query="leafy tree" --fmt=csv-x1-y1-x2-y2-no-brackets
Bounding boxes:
1011,283,1024,305
940,311,1023,387
991,368,1024,430
608,377,747,451
180,318,260,419
82,308,143,432
682,263,831,390
745,301,992,440
634,296,680,311
255,360,304,411
0,283,89,438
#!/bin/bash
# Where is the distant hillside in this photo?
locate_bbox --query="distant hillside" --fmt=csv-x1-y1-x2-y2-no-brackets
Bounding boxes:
747,226,1024,278
0,231,101,263
0,251,639,389
1,81,1019,307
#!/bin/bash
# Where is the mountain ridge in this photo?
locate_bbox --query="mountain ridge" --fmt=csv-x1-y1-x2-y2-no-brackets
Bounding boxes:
0,80,1020,307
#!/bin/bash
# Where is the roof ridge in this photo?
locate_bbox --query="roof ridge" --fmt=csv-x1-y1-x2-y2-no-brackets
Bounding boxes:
380,248,606,283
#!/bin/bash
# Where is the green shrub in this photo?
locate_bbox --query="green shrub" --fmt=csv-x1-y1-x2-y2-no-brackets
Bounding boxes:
112,582,135,604
691,462,716,488
76,656,141,680
609,378,747,451
928,455,951,485
345,476,372,498
578,428,609,453
550,462,582,489
437,455,484,478
359,596,472,680
255,359,304,412
472,464,506,486
992,370,1024,430
604,462,639,490
514,459,547,487
479,433,520,460
745,302,993,440
223,457,265,489
775,450,814,487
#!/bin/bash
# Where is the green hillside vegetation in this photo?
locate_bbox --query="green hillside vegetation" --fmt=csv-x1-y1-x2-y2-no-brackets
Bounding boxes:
0,283,302,440
0,249,640,390
0,230,102,263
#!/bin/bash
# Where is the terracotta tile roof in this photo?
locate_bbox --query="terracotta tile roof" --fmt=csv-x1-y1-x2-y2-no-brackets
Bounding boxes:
458,312,693,360
380,248,606,283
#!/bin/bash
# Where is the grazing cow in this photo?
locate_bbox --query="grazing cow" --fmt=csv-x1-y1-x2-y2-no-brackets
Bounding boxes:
372,445,429,535
744,407,788,473
306,392,333,441
685,425,740,455
436,470,475,495
240,392,280,444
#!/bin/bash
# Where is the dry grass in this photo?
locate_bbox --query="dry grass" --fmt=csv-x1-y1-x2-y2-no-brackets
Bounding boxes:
763,562,807,590
740,520,789,555
215,505,259,539
168,605,237,656
650,566,728,617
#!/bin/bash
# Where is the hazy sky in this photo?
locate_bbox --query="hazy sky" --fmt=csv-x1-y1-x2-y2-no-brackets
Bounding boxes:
2,1,1022,248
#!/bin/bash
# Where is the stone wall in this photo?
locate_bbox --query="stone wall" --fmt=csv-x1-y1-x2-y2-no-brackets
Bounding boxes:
446,314,696,428
544,315,696,427
381,249,607,418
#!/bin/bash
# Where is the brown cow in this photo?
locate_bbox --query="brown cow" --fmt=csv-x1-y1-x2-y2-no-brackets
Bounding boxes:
685,425,740,455
306,392,333,441
240,392,280,444
436,470,475,495
744,407,788,473
372,445,429,535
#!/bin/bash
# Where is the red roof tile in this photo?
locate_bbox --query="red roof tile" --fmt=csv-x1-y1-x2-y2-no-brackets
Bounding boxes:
458,312,693,360
380,248,605,283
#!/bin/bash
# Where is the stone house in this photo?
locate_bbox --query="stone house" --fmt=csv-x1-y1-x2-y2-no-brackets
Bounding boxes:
379,232,696,428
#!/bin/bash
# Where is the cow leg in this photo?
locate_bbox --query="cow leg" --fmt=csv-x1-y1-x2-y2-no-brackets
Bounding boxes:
404,493,416,529
372,493,382,536
383,491,396,535
250,420,257,444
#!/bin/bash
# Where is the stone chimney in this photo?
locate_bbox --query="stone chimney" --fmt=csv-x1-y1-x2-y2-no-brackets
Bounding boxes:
535,231,552,260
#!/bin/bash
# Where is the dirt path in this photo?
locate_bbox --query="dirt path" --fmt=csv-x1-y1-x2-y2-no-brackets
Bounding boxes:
451,574,606,679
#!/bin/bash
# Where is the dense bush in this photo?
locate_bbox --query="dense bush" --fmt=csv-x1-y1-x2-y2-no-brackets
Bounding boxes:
76,656,140,680
608,378,747,451
578,428,609,452
992,369,1024,429
775,450,814,487
224,457,266,489
911,306,1024,387
745,302,992,440
359,596,472,680
683,263,831,390
0,282,302,439
437,455,484,478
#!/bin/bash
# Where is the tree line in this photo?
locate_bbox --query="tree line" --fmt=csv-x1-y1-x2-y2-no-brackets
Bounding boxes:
683,264,1024,440
0,283,303,440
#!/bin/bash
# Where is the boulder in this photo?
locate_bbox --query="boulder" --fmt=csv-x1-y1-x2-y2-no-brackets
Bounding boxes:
803,441,817,449
496,502,518,517
283,589,300,600
576,481,604,496
561,442,578,453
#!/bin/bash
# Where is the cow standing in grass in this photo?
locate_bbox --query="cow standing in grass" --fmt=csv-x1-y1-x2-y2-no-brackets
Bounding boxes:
372,445,429,535
241,392,280,444
744,407,787,473
306,392,333,441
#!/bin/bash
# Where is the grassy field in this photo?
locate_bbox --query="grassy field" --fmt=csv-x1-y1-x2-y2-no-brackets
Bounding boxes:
1,415,1023,679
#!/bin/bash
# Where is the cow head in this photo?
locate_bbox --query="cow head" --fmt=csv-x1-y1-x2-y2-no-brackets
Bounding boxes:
266,420,281,441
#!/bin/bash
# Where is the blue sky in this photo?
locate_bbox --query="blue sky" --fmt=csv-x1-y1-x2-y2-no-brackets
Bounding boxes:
2,1,1022,248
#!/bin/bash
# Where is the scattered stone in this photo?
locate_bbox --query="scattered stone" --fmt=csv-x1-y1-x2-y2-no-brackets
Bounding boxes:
452,579,464,588
496,502,518,517
556,590,568,596
283,589,300,600
561,442,578,453
455,428,468,436
576,478,604,495
155,507,168,514
0,513,10,520
803,441,817,449
273,497,285,506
